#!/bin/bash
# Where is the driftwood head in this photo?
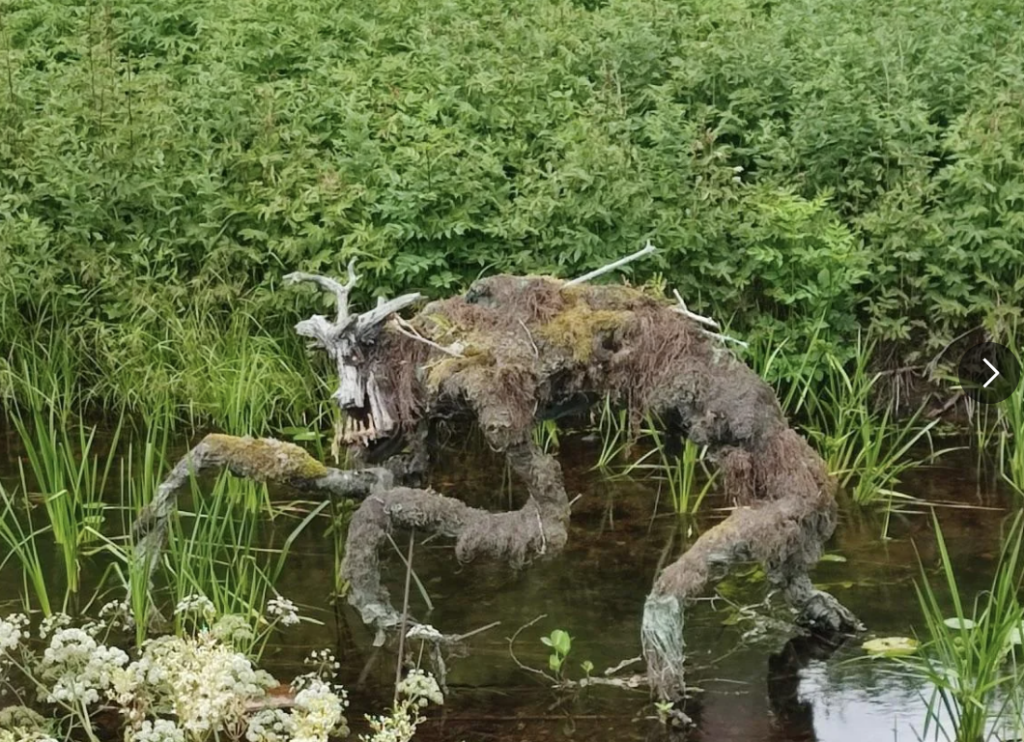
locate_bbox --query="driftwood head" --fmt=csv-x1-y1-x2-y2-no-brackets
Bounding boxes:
285,261,422,444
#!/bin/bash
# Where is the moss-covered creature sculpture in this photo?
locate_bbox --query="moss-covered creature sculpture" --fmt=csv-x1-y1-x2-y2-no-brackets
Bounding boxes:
133,249,860,701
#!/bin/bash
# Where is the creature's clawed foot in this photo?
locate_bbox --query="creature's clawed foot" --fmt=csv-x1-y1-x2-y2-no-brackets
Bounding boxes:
796,590,863,635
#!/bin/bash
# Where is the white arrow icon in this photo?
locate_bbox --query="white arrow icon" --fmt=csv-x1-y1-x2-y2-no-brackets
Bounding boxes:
983,358,1000,388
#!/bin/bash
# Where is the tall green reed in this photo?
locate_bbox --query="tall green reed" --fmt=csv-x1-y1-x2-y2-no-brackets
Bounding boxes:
531,419,561,454
5,302,323,435
592,394,631,471
995,341,1024,495
156,471,327,656
625,414,716,515
107,424,175,644
744,321,825,419
9,398,122,605
805,341,949,514
903,513,1024,742
0,483,52,615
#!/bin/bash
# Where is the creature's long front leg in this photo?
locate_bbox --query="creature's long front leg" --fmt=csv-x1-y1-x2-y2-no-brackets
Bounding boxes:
132,434,393,578
341,439,570,646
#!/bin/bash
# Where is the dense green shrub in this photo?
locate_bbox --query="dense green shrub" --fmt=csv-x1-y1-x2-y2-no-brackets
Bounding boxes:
1,0,1022,417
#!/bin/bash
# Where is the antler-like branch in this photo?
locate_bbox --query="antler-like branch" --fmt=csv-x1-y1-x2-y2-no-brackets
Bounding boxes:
284,258,359,324
355,293,424,334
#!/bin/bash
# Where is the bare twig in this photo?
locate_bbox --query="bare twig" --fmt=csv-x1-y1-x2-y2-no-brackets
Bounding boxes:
604,655,643,676
570,675,647,691
518,319,539,358
394,529,416,704
669,288,748,347
507,617,647,692
452,620,502,642
386,532,434,611
507,614,557,683
927,391,963,419
699,329,749,349
564,241,658,287
393,317,464,358
671,289,720,330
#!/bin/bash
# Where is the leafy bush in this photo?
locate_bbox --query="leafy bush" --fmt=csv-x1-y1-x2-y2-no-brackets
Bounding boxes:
2,0,1022,414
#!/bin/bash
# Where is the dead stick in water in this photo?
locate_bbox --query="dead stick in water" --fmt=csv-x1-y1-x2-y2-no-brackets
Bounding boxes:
386,532,434,611
394,528,415,704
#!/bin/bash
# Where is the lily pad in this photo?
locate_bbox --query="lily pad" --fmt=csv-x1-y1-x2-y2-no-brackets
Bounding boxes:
942,617,977,631
862,637,919,656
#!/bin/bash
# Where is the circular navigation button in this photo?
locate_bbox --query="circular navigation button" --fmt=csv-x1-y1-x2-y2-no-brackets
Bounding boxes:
957,342,1021,405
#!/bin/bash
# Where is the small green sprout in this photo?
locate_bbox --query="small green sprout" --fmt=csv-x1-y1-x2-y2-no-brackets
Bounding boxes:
540,629,572,676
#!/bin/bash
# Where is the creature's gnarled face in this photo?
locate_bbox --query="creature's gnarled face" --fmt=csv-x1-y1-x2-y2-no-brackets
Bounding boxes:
285,262,421,448
328,339,393,446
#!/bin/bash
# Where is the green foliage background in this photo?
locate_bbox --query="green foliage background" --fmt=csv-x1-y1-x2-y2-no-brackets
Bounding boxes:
1,0,1023,422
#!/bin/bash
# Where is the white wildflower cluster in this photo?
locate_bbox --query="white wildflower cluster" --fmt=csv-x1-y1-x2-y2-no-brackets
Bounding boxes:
174,594,217,621
266,595,300,627
0,730,58,742
125,632,276,735
396,669,444,708
99,599,136,631
36,627,129,706
304,648,341,677
211,614,256,649
245,709,295,742
0,613,28,654
0,706,56,741
243,675,349,742
127,719,186,742
38,612,72,640
292,678,350,742
361,670,441,742
0,610,355,742
361,702,421,742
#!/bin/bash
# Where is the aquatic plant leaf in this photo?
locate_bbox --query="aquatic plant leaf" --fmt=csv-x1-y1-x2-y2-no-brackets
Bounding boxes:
942,617,977,630
547,629,571,657
862,637,919,656
720,611,743,626
819,553,847,562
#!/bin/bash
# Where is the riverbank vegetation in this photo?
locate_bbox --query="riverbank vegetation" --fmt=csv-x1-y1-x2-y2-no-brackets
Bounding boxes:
2,0,1023,424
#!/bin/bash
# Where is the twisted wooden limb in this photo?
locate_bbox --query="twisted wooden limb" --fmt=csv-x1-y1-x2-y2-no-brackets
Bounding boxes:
341,440,570,646
132,434,394,576
641,429,861,700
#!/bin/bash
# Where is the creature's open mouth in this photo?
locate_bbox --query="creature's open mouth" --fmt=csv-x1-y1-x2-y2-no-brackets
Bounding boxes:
339,407,381,445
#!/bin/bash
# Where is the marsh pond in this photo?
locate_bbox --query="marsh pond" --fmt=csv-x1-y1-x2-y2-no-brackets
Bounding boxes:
2,418,1020,742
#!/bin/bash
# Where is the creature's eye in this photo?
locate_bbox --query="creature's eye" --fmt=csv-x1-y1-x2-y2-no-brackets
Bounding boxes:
465,284,490,304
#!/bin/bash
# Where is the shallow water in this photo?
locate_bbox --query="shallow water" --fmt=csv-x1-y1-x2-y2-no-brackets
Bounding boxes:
1,425,1020,741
